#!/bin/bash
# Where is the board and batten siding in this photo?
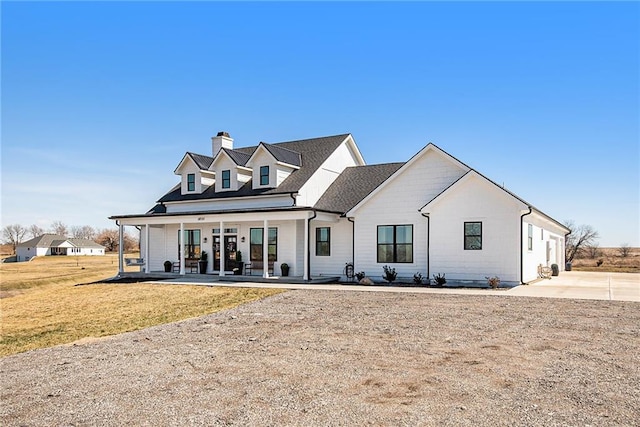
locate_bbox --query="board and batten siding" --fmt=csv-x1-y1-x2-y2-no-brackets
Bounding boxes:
521,212,567,283
165,195,294,213
352,148,468,279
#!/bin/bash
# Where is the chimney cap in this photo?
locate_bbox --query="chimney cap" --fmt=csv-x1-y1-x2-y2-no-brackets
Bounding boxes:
216,131,230,137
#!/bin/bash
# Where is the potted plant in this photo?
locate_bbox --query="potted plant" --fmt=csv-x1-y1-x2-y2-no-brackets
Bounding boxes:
198,251,208,274
235,251,244,275
164,260,172,273
281,262,289,277
433,273,446,287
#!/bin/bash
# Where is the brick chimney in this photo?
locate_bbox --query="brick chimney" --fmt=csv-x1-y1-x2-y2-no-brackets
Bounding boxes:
212,131,233,157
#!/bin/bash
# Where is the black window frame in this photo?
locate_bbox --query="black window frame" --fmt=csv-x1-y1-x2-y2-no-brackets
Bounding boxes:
249,227,277,262
259,166,269,186
221,170,231,189
464,222,482,250
315,227,331,256
377,225,413,263
187,173,196,192
179,229,201,259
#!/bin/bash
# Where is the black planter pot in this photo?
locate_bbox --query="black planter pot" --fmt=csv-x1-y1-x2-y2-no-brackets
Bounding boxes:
164,262,172,273
199,261,208,274
234,262,244,275
281,264,289,277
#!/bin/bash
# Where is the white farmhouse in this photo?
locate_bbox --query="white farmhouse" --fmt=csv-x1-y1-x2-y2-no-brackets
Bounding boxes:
17,234,106,261
110,132,569,284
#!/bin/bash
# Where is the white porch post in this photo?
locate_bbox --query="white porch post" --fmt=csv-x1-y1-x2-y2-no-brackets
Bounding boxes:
179,223,185,275
219,221,225,277
263,219,269,278
144,224,150,273
118,223,124,274
303,215,309,280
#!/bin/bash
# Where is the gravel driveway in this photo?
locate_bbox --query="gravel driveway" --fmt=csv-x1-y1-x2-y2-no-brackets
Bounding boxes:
2,290,638,426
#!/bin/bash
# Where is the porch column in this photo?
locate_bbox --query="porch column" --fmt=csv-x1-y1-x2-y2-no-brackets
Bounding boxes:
303,216,309,280
118,223,124,274
219,221,225,277
144,224,150,273
179,222,185,275
263,219,269,278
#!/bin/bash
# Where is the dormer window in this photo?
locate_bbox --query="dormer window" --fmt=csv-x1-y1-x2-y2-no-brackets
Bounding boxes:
187,174,196,191
260,166,269,186
221,170,231,189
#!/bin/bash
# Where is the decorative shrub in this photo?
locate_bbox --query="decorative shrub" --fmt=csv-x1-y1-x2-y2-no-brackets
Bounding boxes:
433,273,446,286
486,276,500,289
382,265,397,284
413,272,424,286
355,271,366,281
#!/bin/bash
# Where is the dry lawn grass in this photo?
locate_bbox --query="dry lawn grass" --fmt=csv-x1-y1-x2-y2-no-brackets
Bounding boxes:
572,247,640,273
0,255,282,357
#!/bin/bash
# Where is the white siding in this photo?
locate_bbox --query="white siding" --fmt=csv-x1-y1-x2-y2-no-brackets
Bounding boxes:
522,212,567,282
165,195,294,213
297,141,362,207
148,225,167,271
311,218,353,278
353,149,467,280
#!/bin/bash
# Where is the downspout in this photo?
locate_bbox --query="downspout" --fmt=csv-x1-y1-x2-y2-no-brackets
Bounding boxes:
520,207,533,284
289,192,298,206
307,210,317,280
421,213,430,280
347,217,355,268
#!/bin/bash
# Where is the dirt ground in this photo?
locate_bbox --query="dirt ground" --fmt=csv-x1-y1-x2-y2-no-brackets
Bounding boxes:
1,290,638,426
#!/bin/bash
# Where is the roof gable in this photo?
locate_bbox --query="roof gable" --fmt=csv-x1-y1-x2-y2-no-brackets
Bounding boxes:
346,143,470,216
211,148,252,168
174,152,214,174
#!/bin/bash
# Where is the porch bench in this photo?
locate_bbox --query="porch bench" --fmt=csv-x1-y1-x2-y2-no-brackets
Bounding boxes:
172,259,199,273
244,260,274,276
125,258,145,266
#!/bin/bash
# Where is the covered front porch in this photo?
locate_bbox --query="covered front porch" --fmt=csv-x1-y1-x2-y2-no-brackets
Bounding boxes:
113,208,340,281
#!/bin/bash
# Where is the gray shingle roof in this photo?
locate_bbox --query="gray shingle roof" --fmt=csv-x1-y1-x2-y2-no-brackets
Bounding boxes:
158,134,350,203
220,148,252,166
314,163,404,214
187,152,214,170
17,234,105,249
261,143,302,167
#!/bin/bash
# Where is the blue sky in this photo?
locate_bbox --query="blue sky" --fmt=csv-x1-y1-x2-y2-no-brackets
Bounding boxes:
2,1,638,247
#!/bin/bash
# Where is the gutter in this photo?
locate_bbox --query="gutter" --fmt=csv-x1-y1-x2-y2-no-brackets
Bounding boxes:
348,217,355,269
307,210,317,280
520,207,533,284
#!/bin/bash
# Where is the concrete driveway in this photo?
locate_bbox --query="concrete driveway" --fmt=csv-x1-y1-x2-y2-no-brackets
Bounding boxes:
506,271,640,302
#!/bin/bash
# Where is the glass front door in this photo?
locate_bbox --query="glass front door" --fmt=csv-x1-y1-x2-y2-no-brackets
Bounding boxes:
213,235,237,271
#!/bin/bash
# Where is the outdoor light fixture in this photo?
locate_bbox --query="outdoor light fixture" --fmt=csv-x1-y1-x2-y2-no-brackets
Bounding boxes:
241,236,246,243
203,237,208,243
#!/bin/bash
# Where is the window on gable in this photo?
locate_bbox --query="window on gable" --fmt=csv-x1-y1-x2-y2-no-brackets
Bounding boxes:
260,166,269,186
528,224,533,251
316,227,331,256
221,170,231,189
187,173,195,191
464,222,482,250
377,225,413,263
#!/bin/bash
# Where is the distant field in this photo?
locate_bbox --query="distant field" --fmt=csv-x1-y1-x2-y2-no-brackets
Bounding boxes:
572,247,640,273
0,255,282,357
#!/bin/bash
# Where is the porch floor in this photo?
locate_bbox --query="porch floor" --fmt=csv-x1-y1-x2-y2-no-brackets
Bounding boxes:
110,272,340,285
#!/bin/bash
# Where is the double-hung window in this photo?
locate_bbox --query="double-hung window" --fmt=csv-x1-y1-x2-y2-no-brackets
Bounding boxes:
179,229,201,259
260,166,269,186
249,227,277,261
221,170,231,189
187,173,195,192
377,225,413,263
464,222,482,250
316,227,331,256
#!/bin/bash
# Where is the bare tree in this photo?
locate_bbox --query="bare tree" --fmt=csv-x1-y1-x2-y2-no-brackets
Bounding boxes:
50,220,69,237
95,229,119,252
618,243,631,258
2,224,27,253
564,220,599,263
71,225,96,240
585,243,601,259
28,224,44,238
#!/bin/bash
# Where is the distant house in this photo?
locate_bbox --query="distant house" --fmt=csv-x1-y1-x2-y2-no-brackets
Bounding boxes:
110,132,570,284
16,234,105,261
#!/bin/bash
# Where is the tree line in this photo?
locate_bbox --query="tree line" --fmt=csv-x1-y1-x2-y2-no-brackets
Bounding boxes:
1,222,139,253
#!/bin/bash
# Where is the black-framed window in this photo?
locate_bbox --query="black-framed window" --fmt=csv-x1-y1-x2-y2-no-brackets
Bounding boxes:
179,229,201,259
528,224,533,251
316,227,331,256
221,170,231,189
249,227,277,261
187,173,196,191
464,222,482,250
260,166,269,186
377,225,413,263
